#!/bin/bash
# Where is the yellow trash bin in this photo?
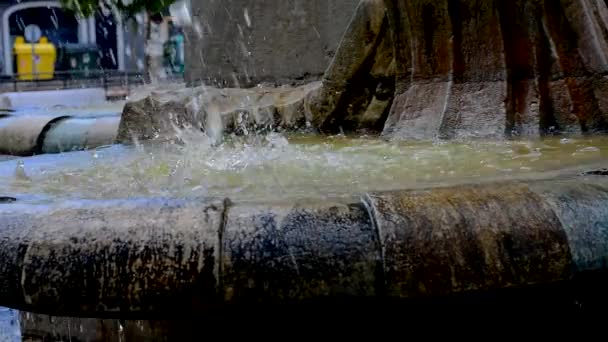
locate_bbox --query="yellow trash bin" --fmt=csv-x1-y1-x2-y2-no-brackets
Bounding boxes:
13,36,57,81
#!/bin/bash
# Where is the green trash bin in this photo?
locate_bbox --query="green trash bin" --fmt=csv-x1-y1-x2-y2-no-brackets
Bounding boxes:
57,44,101,77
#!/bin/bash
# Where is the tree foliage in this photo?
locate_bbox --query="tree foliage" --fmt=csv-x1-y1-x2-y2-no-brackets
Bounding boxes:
60,0,174,17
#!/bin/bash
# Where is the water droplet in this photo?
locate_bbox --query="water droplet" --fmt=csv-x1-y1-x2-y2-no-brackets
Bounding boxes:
244,8,252,27
14,160,31,181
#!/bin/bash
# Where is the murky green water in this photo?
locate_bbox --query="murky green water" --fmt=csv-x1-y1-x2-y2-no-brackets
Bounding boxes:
1,133,607,201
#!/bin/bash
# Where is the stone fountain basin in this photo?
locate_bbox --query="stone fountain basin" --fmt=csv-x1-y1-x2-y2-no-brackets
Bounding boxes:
0,171,607,318
0,111,122,157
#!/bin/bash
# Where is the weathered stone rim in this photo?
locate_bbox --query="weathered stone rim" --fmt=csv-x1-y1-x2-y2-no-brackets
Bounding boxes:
0,174,606,319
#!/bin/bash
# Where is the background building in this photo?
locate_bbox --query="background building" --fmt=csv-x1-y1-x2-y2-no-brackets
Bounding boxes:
185,0,360,87
0,0,146,76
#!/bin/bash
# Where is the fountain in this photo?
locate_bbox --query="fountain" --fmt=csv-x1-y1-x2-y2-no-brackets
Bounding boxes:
2,0,608,339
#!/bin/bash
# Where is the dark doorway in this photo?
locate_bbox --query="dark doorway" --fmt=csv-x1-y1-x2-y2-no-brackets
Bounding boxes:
9,7,78,46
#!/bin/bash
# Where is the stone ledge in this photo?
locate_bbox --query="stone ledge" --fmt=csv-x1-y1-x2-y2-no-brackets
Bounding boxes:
0,114,121,156
1,175,607,318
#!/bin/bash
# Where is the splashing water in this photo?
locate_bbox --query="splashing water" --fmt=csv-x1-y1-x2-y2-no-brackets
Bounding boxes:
1,131,607,202
170,1,193,27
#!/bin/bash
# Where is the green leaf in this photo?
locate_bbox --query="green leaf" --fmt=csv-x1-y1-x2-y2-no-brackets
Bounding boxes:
60,0,175,17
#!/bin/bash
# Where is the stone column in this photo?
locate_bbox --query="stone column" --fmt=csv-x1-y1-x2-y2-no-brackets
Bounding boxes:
311,0,608,138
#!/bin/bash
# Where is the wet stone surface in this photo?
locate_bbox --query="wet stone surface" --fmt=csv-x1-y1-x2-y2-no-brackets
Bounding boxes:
2,177,608,319
366,183,573,297
298,0,608,138
0,210,38,310
222,200,381,304
0,199,224,317
530,178,608,273
116,84,319,144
